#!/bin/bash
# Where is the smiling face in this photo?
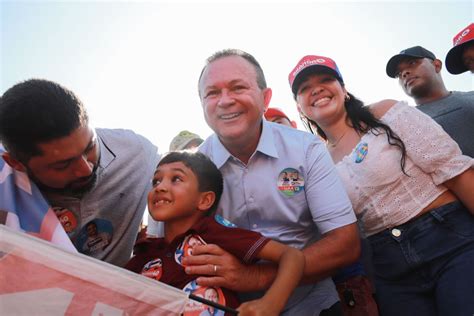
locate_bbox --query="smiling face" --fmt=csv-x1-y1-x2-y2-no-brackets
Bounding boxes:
198,55,272,152
295,73,347,127
148,161,207,226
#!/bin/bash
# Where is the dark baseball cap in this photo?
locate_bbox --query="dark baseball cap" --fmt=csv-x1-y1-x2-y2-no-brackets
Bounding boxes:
386,46,436,78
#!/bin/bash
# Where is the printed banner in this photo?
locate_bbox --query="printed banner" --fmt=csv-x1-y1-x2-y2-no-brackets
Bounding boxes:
0,225,188,315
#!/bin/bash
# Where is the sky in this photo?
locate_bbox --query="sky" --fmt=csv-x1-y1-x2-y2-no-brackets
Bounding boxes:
1,0,473,153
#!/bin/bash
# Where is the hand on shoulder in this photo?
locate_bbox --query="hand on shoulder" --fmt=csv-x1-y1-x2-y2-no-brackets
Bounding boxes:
368,99,399,119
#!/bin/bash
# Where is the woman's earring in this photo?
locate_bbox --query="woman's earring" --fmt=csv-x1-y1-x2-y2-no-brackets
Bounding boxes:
345,94,350,101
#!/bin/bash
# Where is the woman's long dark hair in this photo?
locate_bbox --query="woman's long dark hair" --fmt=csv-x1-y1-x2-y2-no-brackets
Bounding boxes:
300,92,408,173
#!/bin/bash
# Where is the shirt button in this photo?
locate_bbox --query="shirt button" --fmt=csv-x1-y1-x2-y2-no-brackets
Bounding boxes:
252,224,258,229
391,228,401,237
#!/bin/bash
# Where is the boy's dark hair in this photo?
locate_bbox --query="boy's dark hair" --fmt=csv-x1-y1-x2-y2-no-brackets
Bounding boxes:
198,48,267,97
0,79,89,163
157,151,224,215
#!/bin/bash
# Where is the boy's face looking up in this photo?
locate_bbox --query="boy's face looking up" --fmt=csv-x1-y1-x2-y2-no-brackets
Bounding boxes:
148,161,214,226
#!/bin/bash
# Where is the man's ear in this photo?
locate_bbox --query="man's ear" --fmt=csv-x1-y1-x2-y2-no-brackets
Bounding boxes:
262,88,273,112
433,59,443,73
2,152,27,172
197,191,216,213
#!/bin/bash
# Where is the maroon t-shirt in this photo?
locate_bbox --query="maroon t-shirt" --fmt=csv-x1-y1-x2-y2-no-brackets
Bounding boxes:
125,216,270,312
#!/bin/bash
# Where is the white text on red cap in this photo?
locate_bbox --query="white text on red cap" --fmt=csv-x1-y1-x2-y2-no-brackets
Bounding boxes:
454,28,471,46
292,58,327,78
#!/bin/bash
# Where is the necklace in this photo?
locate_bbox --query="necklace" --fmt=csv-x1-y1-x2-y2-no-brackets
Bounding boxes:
327,130,348,147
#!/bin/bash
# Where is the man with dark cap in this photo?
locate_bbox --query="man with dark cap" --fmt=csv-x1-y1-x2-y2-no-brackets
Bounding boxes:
446,23,474,74
386,46,474,157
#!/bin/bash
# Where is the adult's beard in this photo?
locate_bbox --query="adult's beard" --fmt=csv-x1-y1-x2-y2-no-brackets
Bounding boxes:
29,164,99,198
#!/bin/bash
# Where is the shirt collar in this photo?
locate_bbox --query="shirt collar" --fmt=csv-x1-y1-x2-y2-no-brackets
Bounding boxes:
210,120,279,168
97,130,115,170
257,120,279,159
137,216,213,249
210,134,233,169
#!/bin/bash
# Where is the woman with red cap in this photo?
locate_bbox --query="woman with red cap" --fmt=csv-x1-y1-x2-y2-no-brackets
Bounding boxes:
288,55,474,316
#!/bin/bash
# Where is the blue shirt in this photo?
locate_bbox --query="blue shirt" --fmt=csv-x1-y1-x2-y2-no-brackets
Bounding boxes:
199,120,357,314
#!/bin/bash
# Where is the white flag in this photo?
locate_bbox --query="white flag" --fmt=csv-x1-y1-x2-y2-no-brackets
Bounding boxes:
0,225,188,315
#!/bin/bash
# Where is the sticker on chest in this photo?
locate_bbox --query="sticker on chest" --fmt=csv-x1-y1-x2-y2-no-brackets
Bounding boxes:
76,219,113,256
53,207,78,235
277,167,305,197
353,142,368,163
142,258,163,281
175,234,207,266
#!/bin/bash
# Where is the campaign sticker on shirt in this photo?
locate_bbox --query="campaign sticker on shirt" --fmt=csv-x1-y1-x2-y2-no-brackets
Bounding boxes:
277,168,305,197
53,206,78,235
141,258,163,281
182,280,225,316
214,214,237,228
175,234,207,266
76,219,113,256
353,142,368,163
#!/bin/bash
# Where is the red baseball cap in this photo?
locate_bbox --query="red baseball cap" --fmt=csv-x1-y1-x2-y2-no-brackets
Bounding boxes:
446,23,474,74
264,107,297,128
288,55,344,95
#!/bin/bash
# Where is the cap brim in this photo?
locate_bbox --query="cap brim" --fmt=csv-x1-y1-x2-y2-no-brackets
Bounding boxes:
386,55,402,78
291,65,341,95
386,54,431,78
445,41,471,74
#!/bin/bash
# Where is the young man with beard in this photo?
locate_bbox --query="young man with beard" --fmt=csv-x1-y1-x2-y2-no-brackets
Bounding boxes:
386,46,474,157
0,79,159,267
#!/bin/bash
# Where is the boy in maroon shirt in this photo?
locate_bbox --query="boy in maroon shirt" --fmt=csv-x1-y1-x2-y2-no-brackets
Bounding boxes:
126,151,304,316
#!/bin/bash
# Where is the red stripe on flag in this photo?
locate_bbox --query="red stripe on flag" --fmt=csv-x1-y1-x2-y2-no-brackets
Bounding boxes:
30,208,60,241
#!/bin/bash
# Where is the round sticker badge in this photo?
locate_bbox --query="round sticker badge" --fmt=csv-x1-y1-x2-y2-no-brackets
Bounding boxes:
175,234,207,266
76,219,113,255
353,142,368,163
277,168,305,197
182,280,225,316
53,207,78,235
141,258,163,281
